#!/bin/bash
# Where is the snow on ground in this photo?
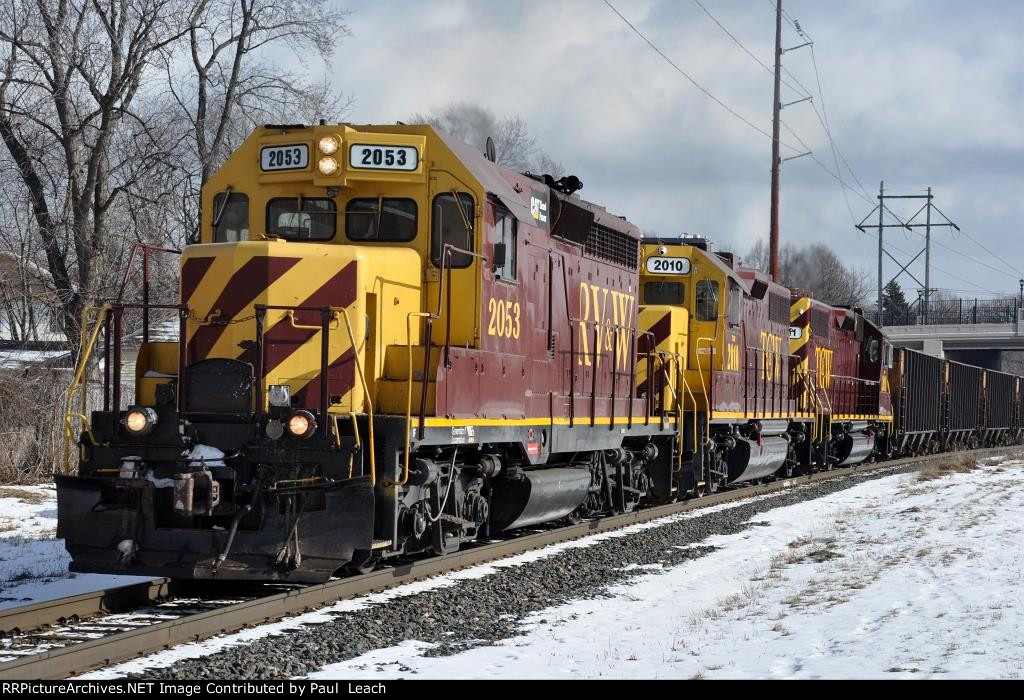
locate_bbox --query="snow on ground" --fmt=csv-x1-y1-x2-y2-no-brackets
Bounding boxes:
0,485,151,608
308,457,1024,680
80,486,805,678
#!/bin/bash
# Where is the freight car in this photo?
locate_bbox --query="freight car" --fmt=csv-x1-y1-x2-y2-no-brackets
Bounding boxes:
55,122,1024,583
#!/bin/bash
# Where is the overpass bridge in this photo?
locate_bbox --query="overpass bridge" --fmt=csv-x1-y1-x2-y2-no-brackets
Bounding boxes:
883,307,1024,372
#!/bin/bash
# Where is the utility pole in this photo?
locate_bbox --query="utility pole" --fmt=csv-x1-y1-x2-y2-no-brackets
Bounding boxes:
769,0,783,283
924,186,932,321
877,181,884,325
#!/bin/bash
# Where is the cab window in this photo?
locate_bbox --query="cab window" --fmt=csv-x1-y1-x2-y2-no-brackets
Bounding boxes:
728,282,742,326
266,197,336,241
212,192,249,242
493,208,517,281
644,282,684,305
695,280,719,321
345,198,417,242
431,193,475,269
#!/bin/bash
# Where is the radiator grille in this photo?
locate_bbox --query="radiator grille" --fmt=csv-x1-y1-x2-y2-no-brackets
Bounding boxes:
584,223,639,270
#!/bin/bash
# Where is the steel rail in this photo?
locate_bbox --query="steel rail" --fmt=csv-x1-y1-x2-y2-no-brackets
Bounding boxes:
0,579,173,635
0,446,1017,680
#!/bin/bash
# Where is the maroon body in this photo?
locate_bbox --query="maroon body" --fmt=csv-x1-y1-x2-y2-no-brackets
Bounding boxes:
431,182,644,425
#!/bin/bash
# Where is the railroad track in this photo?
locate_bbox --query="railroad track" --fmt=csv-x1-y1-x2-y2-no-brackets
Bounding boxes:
0,447,1016,680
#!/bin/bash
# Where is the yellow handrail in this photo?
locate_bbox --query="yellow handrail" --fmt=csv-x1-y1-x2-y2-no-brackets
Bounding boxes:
347,413,360,479
335,307,376,487
397,311,432,487
287,309,340,331
63,305,112,474
694,336,714,418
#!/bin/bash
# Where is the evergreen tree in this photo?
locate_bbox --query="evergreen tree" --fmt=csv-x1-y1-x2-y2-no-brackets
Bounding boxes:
882,280,911,322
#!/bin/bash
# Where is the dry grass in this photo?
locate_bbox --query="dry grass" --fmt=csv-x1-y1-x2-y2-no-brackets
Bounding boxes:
917,455,980,482
0,487,48,504
0,370,69,484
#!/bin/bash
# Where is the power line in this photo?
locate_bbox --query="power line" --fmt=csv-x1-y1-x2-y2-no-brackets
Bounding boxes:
692,0,811,100
602,0,793,146
956,229,1024,278
903,229,1021,281
684,0,874,213
806,43,858,227
886,239,1003,296
780,119,857,225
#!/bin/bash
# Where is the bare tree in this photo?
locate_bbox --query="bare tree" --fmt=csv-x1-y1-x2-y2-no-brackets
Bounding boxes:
0,0,354,347
744,239,872,307
411,101,563,177
0,0,190,351
170,0,353,188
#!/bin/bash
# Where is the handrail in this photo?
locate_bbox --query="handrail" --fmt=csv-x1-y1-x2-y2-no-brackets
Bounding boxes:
115,243,181,344
63,305,112,474
287,309,340,332
636,329,656,426
397,311,433,487
694,336,714,417
434,243,488,370
258,303,375,486
569,316,640,427
336,306,376,487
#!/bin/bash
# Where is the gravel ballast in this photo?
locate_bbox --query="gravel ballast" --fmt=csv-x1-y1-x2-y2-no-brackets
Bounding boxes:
131,462,939,679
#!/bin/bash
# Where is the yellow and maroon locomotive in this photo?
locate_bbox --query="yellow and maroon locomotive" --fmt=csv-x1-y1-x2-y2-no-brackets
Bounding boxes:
58,124,682,581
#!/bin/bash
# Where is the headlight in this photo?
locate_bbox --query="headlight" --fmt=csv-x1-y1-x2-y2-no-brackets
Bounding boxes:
287,410,316,438
123,407,158,435
318,136,339,155
268,384,291,408
317,156,339,176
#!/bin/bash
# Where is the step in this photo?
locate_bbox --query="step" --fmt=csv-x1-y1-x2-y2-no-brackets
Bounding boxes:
377,378,437,415
383,344,442,381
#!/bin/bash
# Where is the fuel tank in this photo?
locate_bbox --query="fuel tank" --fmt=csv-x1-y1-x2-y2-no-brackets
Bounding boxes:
832,422,875,466
724,435,789,483
488,467,591,531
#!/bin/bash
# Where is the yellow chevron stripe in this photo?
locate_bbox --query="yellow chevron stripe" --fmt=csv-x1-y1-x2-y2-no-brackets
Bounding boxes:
789,297,812,356
184,253,245,344
207,259,341,360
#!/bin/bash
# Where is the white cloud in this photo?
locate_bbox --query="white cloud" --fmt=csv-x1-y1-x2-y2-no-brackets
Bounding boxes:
312,0,1024,296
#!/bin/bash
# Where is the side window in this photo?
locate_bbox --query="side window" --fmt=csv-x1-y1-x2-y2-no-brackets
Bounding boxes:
493,208,517,281
431,193,475,269
345,198,417,241
695,280,719,322
266,198,336,241
728,282,742,326
644,282,685,305
212,192,249,242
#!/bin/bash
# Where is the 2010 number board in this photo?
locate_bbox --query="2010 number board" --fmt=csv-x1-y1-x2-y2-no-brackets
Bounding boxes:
645,256,691,275
349,144,419,171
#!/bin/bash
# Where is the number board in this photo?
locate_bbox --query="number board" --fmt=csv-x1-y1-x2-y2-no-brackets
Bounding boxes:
349,144,419,171
260,144,309,171
645,256,691,275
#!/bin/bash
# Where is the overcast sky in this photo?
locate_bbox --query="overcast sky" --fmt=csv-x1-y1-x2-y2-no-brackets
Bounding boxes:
316,0,1024,300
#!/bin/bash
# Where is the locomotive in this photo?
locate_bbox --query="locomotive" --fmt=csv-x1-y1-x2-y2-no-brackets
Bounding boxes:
56,123,1022,583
